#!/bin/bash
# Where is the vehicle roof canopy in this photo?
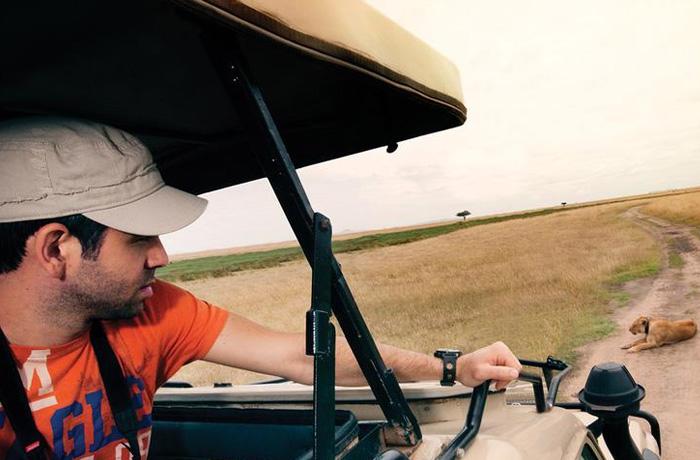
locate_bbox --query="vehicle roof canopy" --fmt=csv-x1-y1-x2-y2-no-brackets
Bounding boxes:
1,0,466,194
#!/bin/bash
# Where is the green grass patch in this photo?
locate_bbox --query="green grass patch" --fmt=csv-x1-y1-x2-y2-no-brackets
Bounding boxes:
608,258,660,285
608,291,631,306
158,207,570,281
557,253,661,364
669,251,684,269
556,312,616,364
158,247,303,281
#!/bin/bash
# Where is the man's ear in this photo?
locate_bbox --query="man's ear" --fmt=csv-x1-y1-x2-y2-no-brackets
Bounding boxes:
27,223,80,279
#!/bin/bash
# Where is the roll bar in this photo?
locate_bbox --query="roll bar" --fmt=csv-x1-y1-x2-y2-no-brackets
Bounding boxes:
200,23,422,456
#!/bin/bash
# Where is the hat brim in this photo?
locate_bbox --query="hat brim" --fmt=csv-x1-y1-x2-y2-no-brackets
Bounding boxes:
84,185,207,236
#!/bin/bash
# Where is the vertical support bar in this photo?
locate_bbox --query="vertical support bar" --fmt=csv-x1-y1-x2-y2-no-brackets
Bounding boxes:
542,368,553,389
306,213,336,460
204,33,421,445
314,328,336,459
601,419,644,460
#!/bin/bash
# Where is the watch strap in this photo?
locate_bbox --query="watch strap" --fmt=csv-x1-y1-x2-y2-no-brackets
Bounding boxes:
434,349,461,386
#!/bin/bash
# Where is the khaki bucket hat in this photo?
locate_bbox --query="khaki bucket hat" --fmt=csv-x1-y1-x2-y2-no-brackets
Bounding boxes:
0,117,207,235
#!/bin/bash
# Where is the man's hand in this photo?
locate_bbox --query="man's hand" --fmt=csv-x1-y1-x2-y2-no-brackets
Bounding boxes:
456,341,522,390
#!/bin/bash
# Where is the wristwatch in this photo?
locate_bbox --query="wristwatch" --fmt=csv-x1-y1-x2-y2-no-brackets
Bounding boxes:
434,348,462,386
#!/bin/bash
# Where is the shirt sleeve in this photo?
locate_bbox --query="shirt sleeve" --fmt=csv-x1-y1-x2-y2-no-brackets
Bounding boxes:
140,280,229,386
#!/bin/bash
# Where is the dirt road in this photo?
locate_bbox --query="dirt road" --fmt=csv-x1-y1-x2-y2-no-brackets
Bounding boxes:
561,207,700,459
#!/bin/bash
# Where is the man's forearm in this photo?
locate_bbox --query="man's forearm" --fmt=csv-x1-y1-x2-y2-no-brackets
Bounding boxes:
204,313,520,389
331,337,521,390
332,337,442,386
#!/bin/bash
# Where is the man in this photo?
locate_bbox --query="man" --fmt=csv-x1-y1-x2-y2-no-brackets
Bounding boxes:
0,117,522,459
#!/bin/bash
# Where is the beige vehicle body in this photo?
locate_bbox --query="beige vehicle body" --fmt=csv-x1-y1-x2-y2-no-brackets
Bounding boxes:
156,382,660,459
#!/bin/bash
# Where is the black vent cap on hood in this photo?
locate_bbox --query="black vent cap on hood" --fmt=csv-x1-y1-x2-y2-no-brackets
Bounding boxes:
578,362,645,410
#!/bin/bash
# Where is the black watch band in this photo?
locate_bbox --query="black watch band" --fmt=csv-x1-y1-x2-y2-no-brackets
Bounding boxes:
434,348,462,386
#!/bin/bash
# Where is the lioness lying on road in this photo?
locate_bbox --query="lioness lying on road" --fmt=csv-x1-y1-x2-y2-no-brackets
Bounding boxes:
621,315,697,352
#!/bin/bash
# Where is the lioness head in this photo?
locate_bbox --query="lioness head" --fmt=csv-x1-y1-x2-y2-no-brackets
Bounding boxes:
629,316,650,335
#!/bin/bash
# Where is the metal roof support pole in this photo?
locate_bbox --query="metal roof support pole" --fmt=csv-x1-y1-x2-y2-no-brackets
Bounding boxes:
307,213,336,459
212,40,422,446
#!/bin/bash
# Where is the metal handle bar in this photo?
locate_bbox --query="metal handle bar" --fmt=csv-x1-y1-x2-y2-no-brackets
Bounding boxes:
519,356,570,410
516,372,546,413
436,357,570,458
633,410,661,454
436,380,491,460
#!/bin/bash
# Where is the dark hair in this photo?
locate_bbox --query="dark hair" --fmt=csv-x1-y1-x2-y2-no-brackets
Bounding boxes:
0,214,108,274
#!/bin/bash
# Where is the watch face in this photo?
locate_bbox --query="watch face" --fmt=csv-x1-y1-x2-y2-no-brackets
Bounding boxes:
436,348,461,354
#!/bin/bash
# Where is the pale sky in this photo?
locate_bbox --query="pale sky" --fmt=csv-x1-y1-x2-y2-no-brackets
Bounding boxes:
162,0,700,255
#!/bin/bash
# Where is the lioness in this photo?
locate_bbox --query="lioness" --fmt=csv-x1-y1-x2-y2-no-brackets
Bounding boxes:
621,315,697,352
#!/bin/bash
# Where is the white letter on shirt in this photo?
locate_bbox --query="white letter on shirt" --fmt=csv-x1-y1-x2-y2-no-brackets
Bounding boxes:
20,349,59,411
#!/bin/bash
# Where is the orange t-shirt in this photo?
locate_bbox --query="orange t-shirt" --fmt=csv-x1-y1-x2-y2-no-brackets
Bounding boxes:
0,280,229,460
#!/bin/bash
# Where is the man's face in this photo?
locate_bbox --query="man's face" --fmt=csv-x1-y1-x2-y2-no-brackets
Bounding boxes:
62,228,169,320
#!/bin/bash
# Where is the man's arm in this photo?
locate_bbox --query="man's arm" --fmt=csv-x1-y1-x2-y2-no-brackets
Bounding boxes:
203,312,522,389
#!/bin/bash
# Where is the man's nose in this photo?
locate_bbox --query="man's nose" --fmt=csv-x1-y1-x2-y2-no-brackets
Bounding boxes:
146,237,170,269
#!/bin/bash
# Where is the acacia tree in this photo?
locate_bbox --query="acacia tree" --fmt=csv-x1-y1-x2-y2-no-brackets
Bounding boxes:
456,210,471,221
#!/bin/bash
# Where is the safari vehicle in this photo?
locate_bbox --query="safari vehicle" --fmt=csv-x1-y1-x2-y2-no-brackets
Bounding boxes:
2,1,662,459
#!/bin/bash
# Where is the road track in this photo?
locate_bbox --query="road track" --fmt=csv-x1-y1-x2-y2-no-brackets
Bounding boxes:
560,207,700,460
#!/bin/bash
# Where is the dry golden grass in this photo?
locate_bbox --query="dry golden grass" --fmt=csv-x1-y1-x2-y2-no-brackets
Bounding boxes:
641,190,700,227
172,201,659,386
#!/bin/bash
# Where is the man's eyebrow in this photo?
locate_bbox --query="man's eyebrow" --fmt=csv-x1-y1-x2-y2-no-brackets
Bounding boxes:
127,234,152,242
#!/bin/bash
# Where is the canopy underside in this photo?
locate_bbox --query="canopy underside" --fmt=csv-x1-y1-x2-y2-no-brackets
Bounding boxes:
0,0,466,194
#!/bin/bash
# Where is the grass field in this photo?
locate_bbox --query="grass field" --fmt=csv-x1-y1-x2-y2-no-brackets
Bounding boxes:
640,190,700,269
171,200,662,386
159,188,698,283
157,208,569,282
641,190,700,228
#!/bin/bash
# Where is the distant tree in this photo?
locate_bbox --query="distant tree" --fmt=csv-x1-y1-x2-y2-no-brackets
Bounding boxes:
456,210,471,221
561,202,567,207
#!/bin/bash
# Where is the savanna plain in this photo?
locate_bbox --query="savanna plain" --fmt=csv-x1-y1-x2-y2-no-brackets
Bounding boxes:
168,189,700,386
